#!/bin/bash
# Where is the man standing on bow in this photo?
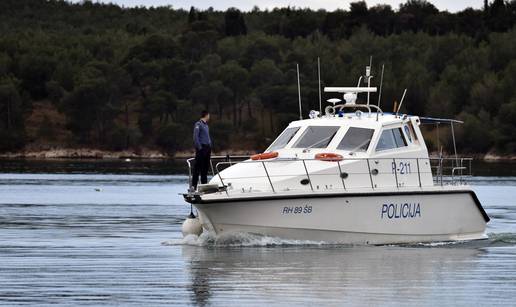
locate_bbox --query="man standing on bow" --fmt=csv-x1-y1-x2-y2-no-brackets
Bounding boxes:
192,110,212,190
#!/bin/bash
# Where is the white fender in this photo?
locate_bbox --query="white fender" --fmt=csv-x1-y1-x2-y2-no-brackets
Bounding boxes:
181,215,203,237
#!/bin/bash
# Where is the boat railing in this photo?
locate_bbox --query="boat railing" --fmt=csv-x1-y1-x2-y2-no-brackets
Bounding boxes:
186,155,473,193
186,155,249,190
429,156,473,186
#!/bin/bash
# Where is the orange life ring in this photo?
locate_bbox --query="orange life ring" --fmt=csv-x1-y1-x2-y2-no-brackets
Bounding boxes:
315,153,344,162
251,151,279,160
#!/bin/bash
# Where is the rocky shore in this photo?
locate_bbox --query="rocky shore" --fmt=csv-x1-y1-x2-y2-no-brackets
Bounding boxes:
0,147,256,160
482,153,516,161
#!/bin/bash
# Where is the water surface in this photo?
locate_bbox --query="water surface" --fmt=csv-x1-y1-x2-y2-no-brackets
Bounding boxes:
0,160,515,306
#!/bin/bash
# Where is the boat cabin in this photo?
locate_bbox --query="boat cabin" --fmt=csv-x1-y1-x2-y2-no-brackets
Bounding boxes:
266,112,426,162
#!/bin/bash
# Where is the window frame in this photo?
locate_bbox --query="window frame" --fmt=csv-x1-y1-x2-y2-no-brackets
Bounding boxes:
336,127,375,152
375,127,408,152
266,126,301,151
405,122,419,145
403,125,413,143
291,125,341,149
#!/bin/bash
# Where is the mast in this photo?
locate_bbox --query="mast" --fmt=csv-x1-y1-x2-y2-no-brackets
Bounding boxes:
366,56,372,106
317,57,322,115
297,64,302,120
376,64,384,121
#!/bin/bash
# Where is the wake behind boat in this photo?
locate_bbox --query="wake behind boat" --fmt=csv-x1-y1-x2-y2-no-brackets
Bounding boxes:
182,66,489,245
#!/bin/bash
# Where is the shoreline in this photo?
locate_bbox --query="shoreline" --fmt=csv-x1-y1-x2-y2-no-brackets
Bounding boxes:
0,148,515,161
0,148,256,160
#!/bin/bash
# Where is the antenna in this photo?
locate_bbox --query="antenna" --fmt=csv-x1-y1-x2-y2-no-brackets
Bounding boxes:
297,63,302,120
317,57,322,115
366,56,373,106
395,88,407,117
377,64,384,107
376,64,384,121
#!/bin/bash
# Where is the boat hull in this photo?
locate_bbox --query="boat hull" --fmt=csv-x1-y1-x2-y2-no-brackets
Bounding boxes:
191,190,489,245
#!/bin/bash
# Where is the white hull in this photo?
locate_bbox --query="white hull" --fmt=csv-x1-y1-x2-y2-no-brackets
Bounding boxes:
192,188,489,245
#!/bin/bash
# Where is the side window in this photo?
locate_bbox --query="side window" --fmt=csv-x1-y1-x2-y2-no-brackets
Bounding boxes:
407,122,419,144
292,126,340,148
376,128,407,151
393,128,407,147
337,127,374,152
267,127,300,151
404,125,412,143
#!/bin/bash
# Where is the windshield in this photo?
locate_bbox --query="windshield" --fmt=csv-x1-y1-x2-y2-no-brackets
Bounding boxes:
292,126,340,149
267,127,300,151
337,127,374,152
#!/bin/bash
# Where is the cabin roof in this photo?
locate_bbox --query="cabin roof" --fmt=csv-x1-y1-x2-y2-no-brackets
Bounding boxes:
288,113,414,129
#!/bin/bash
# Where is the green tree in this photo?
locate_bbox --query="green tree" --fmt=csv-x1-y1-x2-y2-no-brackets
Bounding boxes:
160,59,190,99
156,122,183,154
495,100,516,152
148,90,177,125
224,8,247,36
127,34,177,62
470,73,503,115
486,0,513,32
19,53,56,99
62,61,130,144
0,78,25,151
457,111,494,153
61,80,112,143
218,60,249,126
398,0,439,32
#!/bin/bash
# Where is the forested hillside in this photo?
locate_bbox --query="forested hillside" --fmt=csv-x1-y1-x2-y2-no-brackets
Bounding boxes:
1,0,516,155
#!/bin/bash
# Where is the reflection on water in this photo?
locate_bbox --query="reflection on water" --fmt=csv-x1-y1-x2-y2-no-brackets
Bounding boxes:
182,246,485,306
175,232,516,305
0,160,515,305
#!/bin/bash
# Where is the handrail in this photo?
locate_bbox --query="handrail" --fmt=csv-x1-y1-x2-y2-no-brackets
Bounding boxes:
337,161,346,190
262,161,275,193
302,160,314,191
416,158,422,188
186,158,194,190
452,166,467,185
186,154,474,193
187,155,249,190
325,103,384,117
366,158,374,189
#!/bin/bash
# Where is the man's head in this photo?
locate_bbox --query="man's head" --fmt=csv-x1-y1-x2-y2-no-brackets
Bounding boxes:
201,110,210,122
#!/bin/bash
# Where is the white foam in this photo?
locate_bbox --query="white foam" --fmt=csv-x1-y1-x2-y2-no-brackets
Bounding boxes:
414,241,462,247
162,231,328,247
162,232,516,248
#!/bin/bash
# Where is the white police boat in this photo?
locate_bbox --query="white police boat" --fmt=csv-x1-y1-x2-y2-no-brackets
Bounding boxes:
183,74,489,245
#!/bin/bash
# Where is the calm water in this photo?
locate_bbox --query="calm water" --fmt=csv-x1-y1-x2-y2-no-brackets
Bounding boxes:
0,159,516,306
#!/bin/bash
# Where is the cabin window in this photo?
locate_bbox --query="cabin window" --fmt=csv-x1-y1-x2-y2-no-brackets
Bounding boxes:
406,122,419,144
292,126,340,148
376,128,407,151
337,127,374,152
267,127,300,151
404,125,412,143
